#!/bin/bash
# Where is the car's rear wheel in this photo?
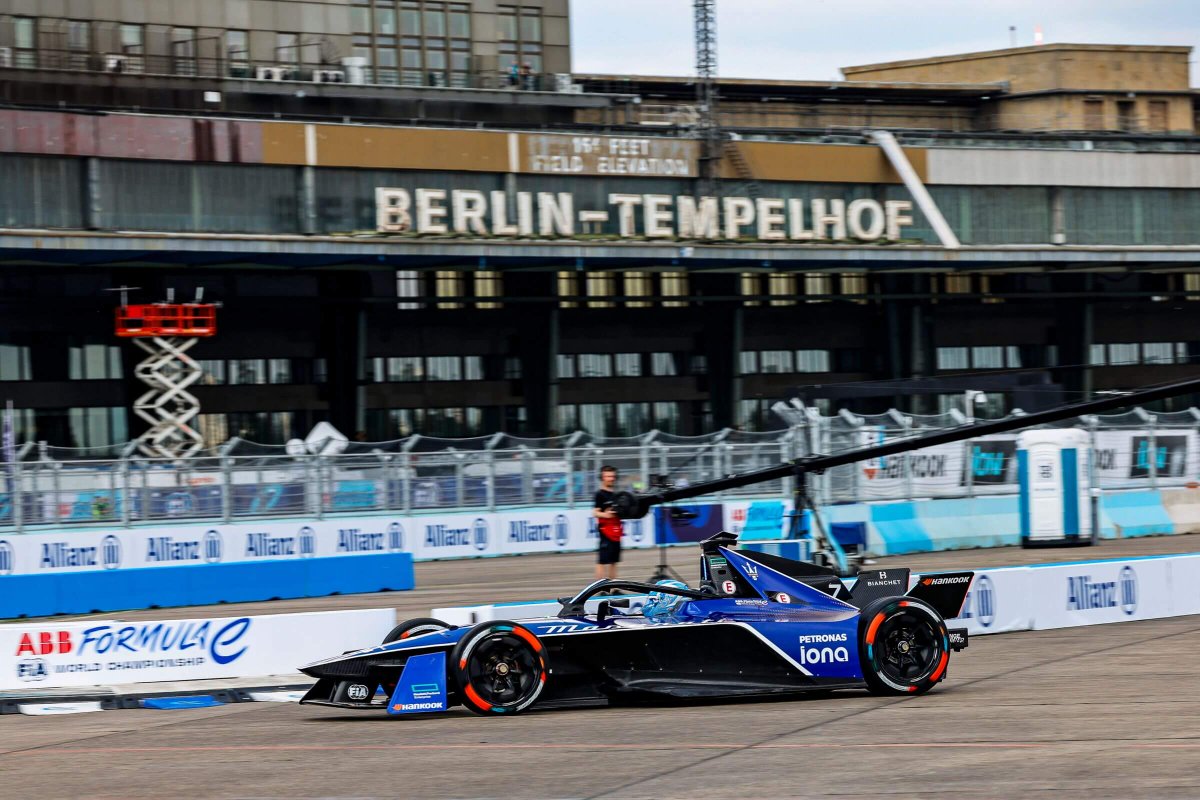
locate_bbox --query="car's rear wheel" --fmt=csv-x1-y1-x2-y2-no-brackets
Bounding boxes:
857,596,948,696
383,617,452,645
451,620,547,715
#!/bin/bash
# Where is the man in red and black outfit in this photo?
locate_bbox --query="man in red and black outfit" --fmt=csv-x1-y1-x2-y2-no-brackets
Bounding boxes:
593,465,623,580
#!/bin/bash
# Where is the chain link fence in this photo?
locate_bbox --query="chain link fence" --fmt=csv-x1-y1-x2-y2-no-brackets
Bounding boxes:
3,407,1199,531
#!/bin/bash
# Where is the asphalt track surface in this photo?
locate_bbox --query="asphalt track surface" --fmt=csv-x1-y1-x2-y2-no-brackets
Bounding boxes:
4,535,1200,799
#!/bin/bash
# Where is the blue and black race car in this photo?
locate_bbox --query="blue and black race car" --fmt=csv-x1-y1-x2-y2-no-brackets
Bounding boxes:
299,531,972,716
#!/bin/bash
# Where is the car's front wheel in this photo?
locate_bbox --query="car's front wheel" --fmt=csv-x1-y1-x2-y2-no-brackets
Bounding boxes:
857,596,949,696
451,620,548,715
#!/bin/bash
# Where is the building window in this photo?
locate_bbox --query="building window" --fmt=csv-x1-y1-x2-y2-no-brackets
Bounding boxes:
464,356,483,380
68,407,128,448
227,411,295,443
804,273,831,303
448,4,471,38
1088,343,1107,366
475,271,502,309
498,6,518,41
740,351,758,375
67,20,90,51
436,271,463,309
795,350,831,373
615,402,649,436
0,343,32,381
841,273,867,303
385,356,423,382
690,354,708,375
944,274,972,294
196,360,226,385
577,354,613,378
424,5,447,36
653,401,681,434
577,403,610,436
1116,101,1137,132
650,352,678,376
396,270,423,310
741,273,761,307
13,17,36,68
68,341,122,380
427,356,462,381
624,272,653,308
172,27,196,75
226,30,248,74
275,32,299,66
503,357,522,379
760,350,794,374
586,272,614,309
971,346,1004,369
1148,100,1169,133
557,271,579,308
615,353,642,377
661,272,688,307
119,24,144,56
768,273,796,306
1108,343,1139,366
520,9,542,41
229,359,266,385
268,358,291,384
556,354,575,379
936,347,969,370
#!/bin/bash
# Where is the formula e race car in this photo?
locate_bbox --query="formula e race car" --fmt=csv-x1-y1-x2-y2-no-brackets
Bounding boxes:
298,531,972,716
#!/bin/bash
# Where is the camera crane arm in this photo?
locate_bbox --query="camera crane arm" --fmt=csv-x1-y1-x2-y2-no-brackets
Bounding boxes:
612,375,1200,520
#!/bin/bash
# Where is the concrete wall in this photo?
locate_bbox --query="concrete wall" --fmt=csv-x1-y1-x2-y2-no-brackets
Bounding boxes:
927,147,1200,188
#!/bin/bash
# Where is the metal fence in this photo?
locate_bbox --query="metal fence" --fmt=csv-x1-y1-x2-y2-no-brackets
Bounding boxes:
3,407,1199,532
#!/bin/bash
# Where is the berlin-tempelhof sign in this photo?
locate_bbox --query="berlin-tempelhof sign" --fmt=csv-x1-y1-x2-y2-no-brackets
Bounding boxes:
375,188,915,242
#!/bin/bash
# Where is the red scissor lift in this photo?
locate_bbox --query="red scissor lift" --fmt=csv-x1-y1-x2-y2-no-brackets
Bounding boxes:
116,303,218,459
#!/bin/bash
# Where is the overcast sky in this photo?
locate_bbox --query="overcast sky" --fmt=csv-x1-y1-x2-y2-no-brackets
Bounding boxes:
569,0,1199,84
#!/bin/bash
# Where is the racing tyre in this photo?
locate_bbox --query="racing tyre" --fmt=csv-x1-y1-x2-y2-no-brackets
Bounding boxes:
383,617,452,645
857,596,949,696
451,620,548,715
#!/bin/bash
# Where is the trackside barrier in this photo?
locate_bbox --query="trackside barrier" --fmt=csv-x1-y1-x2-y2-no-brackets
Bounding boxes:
0,608,394,691
0,554,414,618
435,552,1200,639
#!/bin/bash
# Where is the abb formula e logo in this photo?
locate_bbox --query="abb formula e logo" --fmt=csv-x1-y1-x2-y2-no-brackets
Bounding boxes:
15,631,73,656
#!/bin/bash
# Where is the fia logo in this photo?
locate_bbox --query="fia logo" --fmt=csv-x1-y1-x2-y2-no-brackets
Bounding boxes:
203,530,223,564
101,535,122,570
962,574,995,628
553,514,569,547
16,658,48,682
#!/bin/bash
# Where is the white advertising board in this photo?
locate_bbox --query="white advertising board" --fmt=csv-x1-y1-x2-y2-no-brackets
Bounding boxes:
946,568,1033,636
0,608,393,691
1166,554,1200,617
1028,558,1175,630
0,509,655,576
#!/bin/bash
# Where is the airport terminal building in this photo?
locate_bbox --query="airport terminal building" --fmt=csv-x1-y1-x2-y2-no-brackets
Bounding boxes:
0,1,1199,447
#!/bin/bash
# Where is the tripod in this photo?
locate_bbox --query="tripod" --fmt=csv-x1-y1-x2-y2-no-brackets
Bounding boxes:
647,541,686,583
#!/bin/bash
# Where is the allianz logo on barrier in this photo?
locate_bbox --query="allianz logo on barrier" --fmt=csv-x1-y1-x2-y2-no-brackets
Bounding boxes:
336,524,406,553
145,532,223,564
507,515,571,547
1066,566,1137,615
423,518,489,550
957,574,996,628
38,536,122,570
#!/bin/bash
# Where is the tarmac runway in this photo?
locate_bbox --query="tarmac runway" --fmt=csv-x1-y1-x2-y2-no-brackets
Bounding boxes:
4,535,1200,799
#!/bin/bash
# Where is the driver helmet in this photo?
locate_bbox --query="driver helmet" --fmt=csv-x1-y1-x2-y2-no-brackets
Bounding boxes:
643,579,690,619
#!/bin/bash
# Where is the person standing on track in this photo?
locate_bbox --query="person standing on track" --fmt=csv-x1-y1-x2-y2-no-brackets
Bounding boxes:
593,465,623,580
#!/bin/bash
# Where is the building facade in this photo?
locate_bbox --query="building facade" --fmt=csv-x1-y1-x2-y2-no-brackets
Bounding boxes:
0,31,1198,449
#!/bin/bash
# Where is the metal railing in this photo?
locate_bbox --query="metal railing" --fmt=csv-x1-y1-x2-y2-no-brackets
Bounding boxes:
3,47,572,93
3,406,1200,532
